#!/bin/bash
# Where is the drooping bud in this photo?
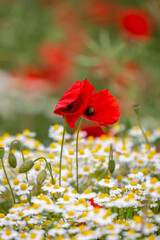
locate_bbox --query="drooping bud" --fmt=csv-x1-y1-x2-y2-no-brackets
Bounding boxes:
8,152,17,168
0,147,5,159
133,104,140,115
109,159,115,174
18,160,34,173
37,170,47,185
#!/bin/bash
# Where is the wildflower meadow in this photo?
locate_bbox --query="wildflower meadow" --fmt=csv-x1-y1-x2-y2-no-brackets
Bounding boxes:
0,1,160,239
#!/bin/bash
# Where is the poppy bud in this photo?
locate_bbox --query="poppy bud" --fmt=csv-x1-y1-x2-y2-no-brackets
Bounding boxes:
0,147,5,159
37,170,47,185
133,104,140,115
109,159,115,174
8,152,17,168
18,160,34,173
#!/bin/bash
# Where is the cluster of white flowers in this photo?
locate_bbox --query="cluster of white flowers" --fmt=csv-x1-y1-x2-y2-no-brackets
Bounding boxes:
0,123,160,240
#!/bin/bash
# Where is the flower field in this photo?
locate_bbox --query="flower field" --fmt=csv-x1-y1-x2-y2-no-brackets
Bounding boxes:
0,1,160,239
0,122,160,240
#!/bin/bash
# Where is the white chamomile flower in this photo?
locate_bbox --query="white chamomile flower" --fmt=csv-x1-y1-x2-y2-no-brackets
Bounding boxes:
16,183,33,196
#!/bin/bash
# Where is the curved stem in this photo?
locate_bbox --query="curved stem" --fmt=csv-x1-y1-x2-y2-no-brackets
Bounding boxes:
10,140,25,161
76,117,83,193
1,157,15,204
10,140,28,182
34,157,55,185
59,118,66,186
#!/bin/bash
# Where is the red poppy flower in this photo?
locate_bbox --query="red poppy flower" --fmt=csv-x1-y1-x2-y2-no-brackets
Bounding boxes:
82,89,120,128
54,79,95,128
117,8,154,40
81,124,106,137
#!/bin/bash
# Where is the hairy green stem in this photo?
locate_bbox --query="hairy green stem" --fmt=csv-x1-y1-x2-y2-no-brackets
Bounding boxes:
76,117,83,193
59,118,66,186
34,157,55,185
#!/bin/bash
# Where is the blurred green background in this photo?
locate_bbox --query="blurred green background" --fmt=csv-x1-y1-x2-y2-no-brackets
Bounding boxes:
0,0,160,143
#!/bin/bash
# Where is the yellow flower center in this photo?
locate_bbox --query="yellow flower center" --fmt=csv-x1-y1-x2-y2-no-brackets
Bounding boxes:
68,150,74,155
13,179,20,185
20,183,27,191
83,166,90,172
63,195,70,201
83,189,91,194
34,163,41,171
20,232,27,238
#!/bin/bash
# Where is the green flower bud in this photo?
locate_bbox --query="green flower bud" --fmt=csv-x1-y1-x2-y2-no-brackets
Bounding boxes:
109,159,115,174
18,160,34,173
133,104,140,115
37,170,47,185
0,147,5,159
8,152,17,168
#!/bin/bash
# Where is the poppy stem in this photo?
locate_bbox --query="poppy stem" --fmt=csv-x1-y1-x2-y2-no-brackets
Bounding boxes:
59,118,66,186
76,117,83,193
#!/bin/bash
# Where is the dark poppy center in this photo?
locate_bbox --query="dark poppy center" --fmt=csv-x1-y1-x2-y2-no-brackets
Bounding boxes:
65,103,74,111
84,106,95,117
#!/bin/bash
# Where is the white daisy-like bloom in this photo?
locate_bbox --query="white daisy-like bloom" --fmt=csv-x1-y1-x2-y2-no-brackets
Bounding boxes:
151,127,160,141
64,148,91,159
48,124,64,136
142,222,158,235
123,229,141,240
125,181,142,190
42,183,65,194
22,129,36,138
57,194,76,205
16,183,33,196
79,165,95,176
109,186,122,197
79,189,96,199
118,152,135,164
67,188,80,198
128,126,143,137
96,211,117,226
107,196,139,208
49,124,71,141
94,193,110,204
26,230,45,240
23,138,46,151
72,130,87,140
145,177,160,189
47,142,61,153
47,226,66,237
128,170,144,182
23,203,46,216
115,141,132,154
57,221,70,229
0,229,18,240
46,152,59,164
110,123,125,135
76,229,98,240
98,178,116,188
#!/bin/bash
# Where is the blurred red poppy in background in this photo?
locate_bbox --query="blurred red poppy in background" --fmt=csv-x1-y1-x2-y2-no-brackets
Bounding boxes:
82,89,120,128
54,79,95,128
117,8,154,40
38,43,74,85
84,0,116,26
